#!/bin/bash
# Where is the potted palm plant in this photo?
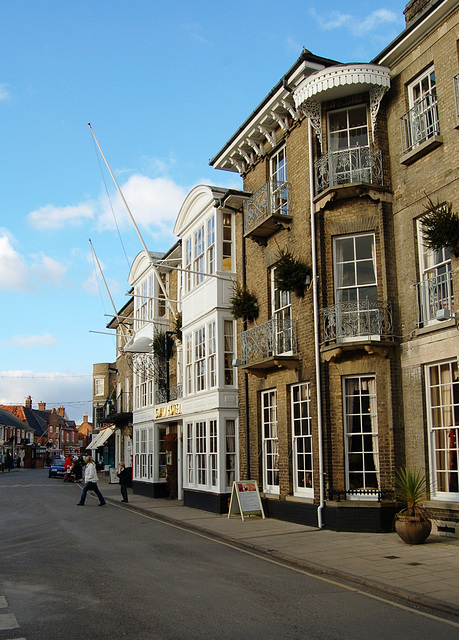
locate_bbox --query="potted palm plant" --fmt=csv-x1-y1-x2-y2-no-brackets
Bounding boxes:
394,467,433,545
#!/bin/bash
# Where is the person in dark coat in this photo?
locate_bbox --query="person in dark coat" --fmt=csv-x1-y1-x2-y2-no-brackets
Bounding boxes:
116,462,130,503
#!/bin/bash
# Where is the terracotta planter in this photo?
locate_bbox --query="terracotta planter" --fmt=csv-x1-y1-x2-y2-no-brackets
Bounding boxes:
395,516,432,545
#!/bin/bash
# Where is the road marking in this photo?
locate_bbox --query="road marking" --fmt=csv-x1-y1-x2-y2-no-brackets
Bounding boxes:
118,505,459,629
0,614,19,630
0,596,7,608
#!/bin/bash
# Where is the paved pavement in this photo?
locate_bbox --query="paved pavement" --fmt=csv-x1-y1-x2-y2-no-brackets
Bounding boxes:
85,476,459,618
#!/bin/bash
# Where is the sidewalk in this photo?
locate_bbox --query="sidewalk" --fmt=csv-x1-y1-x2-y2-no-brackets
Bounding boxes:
98,477,459,618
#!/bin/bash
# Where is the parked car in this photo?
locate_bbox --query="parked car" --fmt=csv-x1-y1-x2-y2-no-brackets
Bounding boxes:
48,459,66,478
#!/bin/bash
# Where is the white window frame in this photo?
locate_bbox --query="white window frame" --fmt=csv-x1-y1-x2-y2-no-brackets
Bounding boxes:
225,419,236,491
408,66,439,144
271,267,292,355
186,422,194,484
223,319,234,386
207,215,215,274
210,419,218,487
291,382,313,497
416,217,454,325
185,237,192,293
343,375,380,499
195,327,206,392
333,233,378,341
94,378,104,397
262,389,279,494
185,334,193,395
270,146,288,216
194,225,205,285
425,360,459,499
222,213,233,271
208,321,216,388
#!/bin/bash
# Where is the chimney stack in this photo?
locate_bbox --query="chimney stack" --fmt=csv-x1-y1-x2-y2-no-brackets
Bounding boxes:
38,401,46,411
83,412,88,423
58,406,65,417
404,0,435,26
25,395,32,409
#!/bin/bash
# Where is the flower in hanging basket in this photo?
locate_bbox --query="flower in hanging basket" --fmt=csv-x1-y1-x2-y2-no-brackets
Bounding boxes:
275,248,312,297
422,196,459,257
230,283,259,322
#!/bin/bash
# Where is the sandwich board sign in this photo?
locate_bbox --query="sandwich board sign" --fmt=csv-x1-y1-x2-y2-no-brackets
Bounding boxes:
228,480,265,521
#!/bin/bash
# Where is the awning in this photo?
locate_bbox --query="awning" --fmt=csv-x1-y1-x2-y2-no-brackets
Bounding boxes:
88,427,115,449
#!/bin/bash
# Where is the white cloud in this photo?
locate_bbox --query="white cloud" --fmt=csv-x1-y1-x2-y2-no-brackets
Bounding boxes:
0,231,69,291
98,174,187,241
28,202,94,229
0,234,29,290
309,7,402,37
0,83,11,101
1,334,59,348
0,370,92,422
30,253,68,285
353,9,401,36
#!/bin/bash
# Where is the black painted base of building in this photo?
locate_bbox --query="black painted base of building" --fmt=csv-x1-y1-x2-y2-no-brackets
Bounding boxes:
183,488,229,514
132,480,168,498
262,499,397,533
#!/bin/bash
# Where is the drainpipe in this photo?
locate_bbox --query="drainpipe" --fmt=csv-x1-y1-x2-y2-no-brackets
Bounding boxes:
308,121,325,528
241,207,251,480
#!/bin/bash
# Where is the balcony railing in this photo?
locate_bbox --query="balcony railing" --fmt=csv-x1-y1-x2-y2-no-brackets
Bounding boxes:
454,74,459,118
241,316,297,365
243,179,292,239
400,90,440,154
416,271,454,327
155,383,183,405
314,146,383,195
322,299,393,343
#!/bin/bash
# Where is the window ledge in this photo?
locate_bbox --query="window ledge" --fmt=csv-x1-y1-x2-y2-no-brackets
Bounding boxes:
425,499,459,512
415,318,456,336
400,135,443,165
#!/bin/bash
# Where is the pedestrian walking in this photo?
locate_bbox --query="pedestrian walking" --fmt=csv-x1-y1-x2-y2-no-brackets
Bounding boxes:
76,455,106,506
16,455,21,469
116,462,130,503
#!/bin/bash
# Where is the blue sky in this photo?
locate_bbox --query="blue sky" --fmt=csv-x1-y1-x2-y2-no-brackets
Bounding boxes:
0,0,407,422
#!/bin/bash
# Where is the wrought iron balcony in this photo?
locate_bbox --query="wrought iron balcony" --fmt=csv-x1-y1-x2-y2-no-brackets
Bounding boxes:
241,317,298,373
322,299,393,344
400,90,440,154
416,271,454,327
155,384,183,405
243,179,292,244
314,146,383,196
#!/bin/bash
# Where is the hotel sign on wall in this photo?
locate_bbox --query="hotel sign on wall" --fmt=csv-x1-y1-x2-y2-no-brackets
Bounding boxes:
155,403,182,419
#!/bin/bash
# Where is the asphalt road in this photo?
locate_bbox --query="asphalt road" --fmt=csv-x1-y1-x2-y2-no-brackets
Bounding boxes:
1,469,459,640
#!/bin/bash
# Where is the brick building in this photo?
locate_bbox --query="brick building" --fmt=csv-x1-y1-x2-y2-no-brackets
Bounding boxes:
209,0,459,533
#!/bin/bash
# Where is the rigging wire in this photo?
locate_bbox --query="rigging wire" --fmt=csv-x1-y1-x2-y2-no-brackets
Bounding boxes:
90,132,131,269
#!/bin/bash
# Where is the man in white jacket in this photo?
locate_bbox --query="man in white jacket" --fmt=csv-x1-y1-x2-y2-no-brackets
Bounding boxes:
77,455,106,506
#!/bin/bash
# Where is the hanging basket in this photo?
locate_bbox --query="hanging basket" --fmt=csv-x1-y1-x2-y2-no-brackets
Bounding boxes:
422,196,459,257
230,283,259,322
275,249,312,298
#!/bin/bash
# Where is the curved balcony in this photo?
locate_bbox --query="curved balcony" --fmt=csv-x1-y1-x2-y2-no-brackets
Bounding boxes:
295,64,390,105
314,146,383,196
